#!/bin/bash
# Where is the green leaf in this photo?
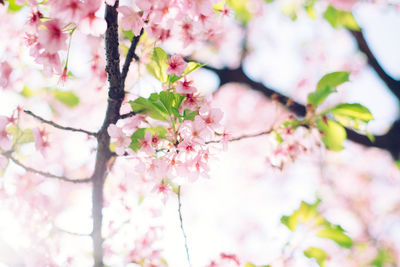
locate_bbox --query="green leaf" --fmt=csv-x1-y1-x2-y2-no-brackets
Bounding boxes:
53,89,80,107
324,5,360,31
159,91,185,116
281,199,324,231
244,264,257,267
130,95,169,121
168,74,182,83
183,109,197,121
122,30,134,40
6,0,24,12
317,224,353,248
331,103,373,124
147,47,169,82
366,131,375,143
395,161,400,170
147,126,168,139
184,62,204,75
282,3,298,21
20,86,35,98
308,72,350,108
304,247,327,267
227,0,252,25
129,128,146,152
7,125,34,145
370,249,395,267
317,119,347,151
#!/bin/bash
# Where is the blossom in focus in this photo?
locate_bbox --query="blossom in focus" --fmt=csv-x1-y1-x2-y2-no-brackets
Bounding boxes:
166,54,187,76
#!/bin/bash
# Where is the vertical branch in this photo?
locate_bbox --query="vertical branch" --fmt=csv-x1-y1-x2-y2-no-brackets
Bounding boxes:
91,1,123,267
178,186,192,267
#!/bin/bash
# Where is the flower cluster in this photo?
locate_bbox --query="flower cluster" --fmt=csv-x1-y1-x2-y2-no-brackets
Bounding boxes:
108,53,225,201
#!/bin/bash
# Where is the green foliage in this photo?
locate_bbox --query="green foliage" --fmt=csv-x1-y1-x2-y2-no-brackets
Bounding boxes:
227,0,252,25
7,125,34,148
20,86,35,98
324,5,360,30
304,247,327,267
244,263,271,267
281,199,353,248
168,61,205,83
129,128,146,152
6,0,24,12
316,118,347,151
308,71,350,108
370,249,395,267
147,126,168,139
53,89,80,107
147,47,169,82
330,103,373,132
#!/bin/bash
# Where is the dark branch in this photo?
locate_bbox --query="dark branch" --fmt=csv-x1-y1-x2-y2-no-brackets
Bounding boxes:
6,154,91,183
119,111,136,120
121,28,143,87
24,110,97,137
204,64,400,158
350,30,400,100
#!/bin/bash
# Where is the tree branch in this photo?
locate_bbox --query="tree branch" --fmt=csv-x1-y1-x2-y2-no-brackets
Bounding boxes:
5,154,91,183
178,186,192,267
24,110,97,137
203,64,400,158
350,30,400,100
206,129,274,145
121,28,143,87
119,111,136,120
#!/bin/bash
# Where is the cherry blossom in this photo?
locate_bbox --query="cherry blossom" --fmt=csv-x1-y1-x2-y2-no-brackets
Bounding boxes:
176,77,197,94
0,116,12,151
37,19,68,54
117,6,144,36
166,54,187,76
107,124,131,156
32,128,50,156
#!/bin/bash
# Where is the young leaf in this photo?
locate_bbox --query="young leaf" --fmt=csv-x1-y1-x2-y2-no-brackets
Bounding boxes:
53,89,80,108
147,126,168,139
130,95,169,121
324,5,360,31
184,62,204,75
281,199,323,231
317,224,353,248
147,47,169,82
129,128,146,152
370,249,396,267
183,109,197,121
304,247,327,267
317,119,347,151
227,0,252,25
159,91,185,116
331,103,373,123
308,72,350,108
7,125,34,145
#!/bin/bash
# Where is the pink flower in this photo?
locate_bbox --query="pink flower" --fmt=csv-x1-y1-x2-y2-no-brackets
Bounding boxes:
180,116,211,145
329,0,359,11
0,116,12,151
34,51,62,77
117,6,144,36
152,182,173,204
176,77,197,94
0,154,7,170
139,131,155,155
33,128,50,157
199,106,223,132
107,124,130,156
166,54,187,76
38,19,68,54
0,61,13,89
49,0,86,23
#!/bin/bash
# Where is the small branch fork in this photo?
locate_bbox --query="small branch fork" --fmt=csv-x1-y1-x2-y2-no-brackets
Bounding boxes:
206,129,274,145
24,110,97,137
178,186,192,267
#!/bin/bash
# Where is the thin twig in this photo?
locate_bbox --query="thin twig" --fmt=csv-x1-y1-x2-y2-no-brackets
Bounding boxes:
7,154,91,183
24,110,97,137
119,111,136,119
206,129,273,144
55,225,91,237
178,186,192,267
